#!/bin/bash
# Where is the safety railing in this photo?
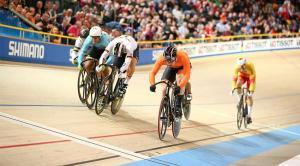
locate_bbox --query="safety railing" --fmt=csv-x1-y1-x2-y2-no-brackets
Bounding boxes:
1,23,300,48
0,23,77,45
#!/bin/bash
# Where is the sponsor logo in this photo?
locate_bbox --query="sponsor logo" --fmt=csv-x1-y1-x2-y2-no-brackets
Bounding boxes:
8,41,44,59
152,50,164,61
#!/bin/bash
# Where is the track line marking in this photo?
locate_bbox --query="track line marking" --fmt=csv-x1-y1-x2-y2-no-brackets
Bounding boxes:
205,108,300,136
0,112,149,161
279,154,300,166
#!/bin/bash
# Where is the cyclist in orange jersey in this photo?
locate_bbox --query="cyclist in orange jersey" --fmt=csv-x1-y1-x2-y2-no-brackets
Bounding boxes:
232,57,256,124
149,46,192,118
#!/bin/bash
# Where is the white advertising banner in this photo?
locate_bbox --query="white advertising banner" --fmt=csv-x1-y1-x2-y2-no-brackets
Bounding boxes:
150,37,300,62
243,38,300,51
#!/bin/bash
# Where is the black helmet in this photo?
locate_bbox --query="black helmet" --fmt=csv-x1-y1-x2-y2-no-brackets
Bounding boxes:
163,46,177,63
80,29,89,39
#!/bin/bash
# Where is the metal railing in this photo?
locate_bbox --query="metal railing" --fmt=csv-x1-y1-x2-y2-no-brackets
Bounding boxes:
1,23,300,48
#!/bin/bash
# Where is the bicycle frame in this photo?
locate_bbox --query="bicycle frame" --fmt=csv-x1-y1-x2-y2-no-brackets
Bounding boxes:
154,81,177,119
154,80,184,140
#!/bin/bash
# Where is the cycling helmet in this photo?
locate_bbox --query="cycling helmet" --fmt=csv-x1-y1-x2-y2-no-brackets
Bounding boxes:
89,26,102,37
114,42,126,57
163,46,177,63
237,57,247,66
80,29,89,39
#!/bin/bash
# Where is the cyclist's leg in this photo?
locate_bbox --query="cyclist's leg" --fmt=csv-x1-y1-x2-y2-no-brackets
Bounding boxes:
124,48,139,87
246,78,253,123
185,63,192,100
126,57,137,83
175,72,185,117
112,56,126,93
185,82,192,101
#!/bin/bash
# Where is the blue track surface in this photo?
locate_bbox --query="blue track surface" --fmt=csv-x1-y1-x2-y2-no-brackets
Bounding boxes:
126,124,300,166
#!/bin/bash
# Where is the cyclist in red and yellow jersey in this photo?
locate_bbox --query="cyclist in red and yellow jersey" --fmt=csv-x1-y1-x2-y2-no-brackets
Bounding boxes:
149,46,192,118
232,57,256,124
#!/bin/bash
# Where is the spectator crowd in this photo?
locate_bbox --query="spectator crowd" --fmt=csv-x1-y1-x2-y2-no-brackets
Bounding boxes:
4,0,300,45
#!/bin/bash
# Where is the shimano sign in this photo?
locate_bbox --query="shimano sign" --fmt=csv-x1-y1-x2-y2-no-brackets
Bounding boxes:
8,41,44,59
0,35,73,66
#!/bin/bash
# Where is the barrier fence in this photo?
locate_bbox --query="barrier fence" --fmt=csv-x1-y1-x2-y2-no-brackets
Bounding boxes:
0,23,300,66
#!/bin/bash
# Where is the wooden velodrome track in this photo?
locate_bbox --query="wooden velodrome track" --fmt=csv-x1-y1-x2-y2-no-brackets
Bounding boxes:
0,49,300,166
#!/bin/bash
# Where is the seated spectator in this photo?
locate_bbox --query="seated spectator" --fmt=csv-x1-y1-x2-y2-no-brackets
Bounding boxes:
67,20,81,37
49,26,61,44
0,0,8,8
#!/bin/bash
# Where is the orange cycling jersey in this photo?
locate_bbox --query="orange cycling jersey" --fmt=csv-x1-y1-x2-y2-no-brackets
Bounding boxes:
232,62,256,92
149,50,191,89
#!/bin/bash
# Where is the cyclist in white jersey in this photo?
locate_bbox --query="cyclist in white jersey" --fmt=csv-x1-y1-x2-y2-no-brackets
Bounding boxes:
97,35,139,94
69,29,89,65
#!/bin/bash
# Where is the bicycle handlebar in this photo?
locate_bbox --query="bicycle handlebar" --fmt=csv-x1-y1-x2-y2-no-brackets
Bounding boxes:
98,63,117,71
80,58,98,67
153,80,176,87
231,87,249,94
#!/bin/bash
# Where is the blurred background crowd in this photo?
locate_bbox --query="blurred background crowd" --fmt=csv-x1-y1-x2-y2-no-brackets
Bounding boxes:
2,0,300,45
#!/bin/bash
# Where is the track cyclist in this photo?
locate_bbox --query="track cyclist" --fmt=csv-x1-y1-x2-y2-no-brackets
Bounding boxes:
96,35,139,94
149,45,192,118
232,57,256,124
69,28,89,65
77,26,112,73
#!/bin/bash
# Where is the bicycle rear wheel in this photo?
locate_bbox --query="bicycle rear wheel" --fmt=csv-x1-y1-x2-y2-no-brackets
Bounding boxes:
158,97,168,140
243,104,248,128
172,113,182,138
237,97,243,130
77,70,87,103
183,87,191,120
85,74,98,109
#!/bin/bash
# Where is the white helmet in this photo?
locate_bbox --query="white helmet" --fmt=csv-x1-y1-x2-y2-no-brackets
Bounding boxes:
237,57,247,66
89,26,102,37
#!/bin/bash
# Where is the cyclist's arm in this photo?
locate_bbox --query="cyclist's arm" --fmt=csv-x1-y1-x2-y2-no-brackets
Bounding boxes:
77,36,92,66
74,37,84,51
149,57,164,85
231,66,239,90
120,47,134,72
178,53,191,89
249,63,256,92
99,40,115,64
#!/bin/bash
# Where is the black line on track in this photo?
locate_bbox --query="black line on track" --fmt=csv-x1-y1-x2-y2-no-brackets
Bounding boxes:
63,120,300,166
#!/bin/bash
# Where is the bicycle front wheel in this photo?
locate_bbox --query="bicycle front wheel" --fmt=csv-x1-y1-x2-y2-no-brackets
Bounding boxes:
77,70,87,104
95,81,107,115
237,98,243,130
158,97,168,140
111,79,125,115
85,74,98,109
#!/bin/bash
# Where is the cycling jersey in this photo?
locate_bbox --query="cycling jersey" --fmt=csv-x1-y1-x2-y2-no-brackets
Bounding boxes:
149,50,191,89
232,62,256,92
77,31,111,66
74,37,85,51
100,35,138,73
100,35,138,60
